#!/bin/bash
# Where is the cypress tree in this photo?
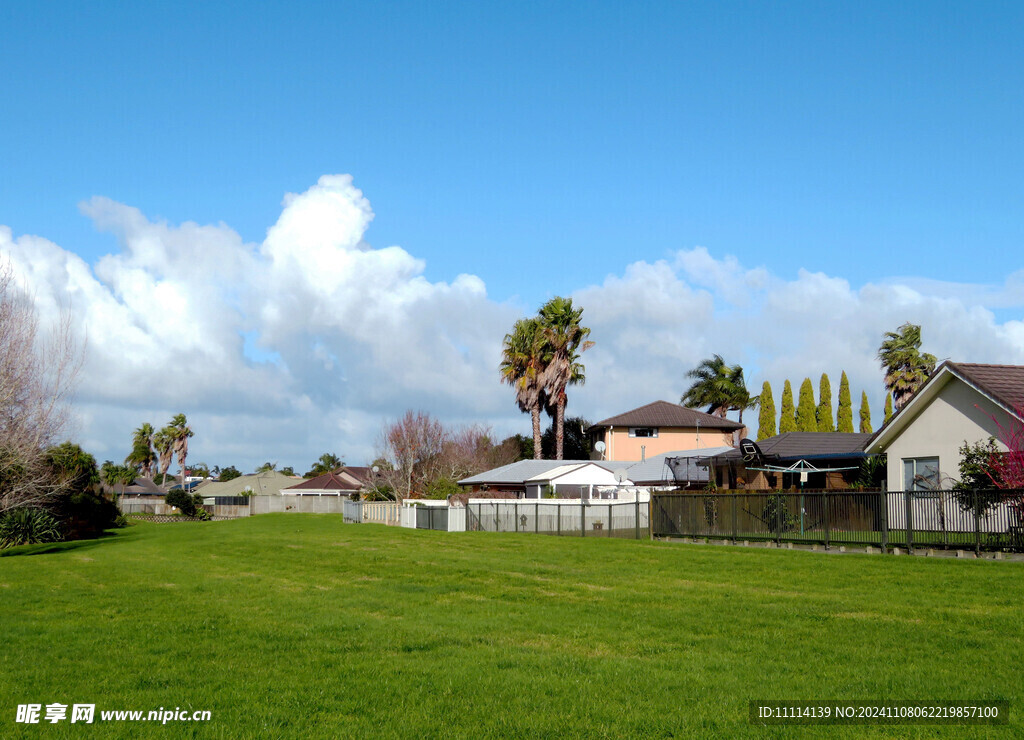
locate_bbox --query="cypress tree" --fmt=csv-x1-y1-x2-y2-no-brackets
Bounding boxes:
796,378,818,432
884,394,894,424
859,391,872,433
837,371,854,433
816,373,835,432
779,380,797,433
757,381,776,439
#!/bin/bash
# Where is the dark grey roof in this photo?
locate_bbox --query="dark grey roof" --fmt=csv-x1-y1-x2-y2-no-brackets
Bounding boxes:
714,433,872,462
592,401,743,430
121,477,163,495
947,362,1024,415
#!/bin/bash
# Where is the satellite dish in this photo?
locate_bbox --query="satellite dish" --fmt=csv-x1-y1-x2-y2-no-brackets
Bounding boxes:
594,441,606,453
614,469,628,484
371,465,380,474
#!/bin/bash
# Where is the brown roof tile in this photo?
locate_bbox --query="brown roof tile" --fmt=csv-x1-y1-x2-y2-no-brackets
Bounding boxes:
287,469,362,491
947,362,1024,413
592,400,744,430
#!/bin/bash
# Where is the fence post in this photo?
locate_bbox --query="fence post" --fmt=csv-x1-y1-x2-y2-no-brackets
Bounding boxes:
635,496,641,540
776,494,782,546
974,490,981,556
905,490,914,554
608,503,613,537
515,502,519,533
536,502,539,534
730,493,737,544
824,493,830,551
940,490,949,549
581,498,586,537
880,490,889,553
557,503,561,536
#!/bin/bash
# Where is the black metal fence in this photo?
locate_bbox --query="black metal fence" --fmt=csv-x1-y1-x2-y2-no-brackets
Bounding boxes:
651,489,1024,554
466,499,649,539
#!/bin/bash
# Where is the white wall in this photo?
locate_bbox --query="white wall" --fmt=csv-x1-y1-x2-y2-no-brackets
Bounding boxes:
882,378,1010,491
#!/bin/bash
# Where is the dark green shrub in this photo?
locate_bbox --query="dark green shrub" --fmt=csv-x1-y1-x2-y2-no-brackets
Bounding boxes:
45,442,123,539
0,508,64,548
165,489,197,517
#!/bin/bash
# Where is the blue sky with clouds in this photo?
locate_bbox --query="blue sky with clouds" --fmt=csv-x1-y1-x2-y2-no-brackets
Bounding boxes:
2,1,1023,471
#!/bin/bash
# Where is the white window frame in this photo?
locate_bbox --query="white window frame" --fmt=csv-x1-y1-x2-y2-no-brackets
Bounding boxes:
903,456,940,495
628,427,659,438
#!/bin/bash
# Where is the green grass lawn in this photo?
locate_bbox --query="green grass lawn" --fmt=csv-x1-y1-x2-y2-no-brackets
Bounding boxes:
2,516,1022,739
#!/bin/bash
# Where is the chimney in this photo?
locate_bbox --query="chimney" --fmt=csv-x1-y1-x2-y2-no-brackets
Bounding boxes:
641,445,646,462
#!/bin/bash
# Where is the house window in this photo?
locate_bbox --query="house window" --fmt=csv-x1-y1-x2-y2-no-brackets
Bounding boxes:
629,427,658,438
903,457,940,494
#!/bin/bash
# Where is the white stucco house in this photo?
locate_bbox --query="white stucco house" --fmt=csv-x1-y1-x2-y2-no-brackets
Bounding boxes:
866,362,1024,491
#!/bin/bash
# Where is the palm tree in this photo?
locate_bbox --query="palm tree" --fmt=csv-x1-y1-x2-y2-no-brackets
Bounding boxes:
104,463,136,508
538,297,594,460
681,355,756,422
877,323,937,411
153,426,176,486
305,452,342,477
500,317,548,459
125,422,156,477
169,414,194,490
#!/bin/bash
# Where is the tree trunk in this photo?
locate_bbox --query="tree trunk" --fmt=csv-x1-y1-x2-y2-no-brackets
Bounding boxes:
556,398,565,460
532,406,542,459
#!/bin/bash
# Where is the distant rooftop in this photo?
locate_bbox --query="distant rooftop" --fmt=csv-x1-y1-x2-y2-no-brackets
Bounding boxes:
592,400,744,430
714,432,873,462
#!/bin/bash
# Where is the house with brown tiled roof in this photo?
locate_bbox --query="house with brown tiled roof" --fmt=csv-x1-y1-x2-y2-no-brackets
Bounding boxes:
284,468,365,496
866,362,1024,491
588,400,742,461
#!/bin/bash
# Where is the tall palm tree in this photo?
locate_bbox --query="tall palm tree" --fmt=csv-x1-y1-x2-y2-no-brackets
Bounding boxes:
125,422,156,477
681,355,756,422
500,317,548,459
877,323,937,411
169,413,194,489
153,426,176,486
538,297,594,460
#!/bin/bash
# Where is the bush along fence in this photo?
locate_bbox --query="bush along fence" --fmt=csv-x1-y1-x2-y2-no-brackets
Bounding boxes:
466,499,649,540
650,489,1024,554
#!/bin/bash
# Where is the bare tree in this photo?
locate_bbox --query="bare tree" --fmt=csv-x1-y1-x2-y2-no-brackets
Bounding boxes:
376,411,446,501
0,262,82,514
375,414,520,501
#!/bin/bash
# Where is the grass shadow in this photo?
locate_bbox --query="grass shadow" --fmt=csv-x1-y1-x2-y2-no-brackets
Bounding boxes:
0,527,137,558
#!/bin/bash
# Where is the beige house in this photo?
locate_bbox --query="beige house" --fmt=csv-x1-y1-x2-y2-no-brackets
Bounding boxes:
866,362,1024,491
589,401,742,462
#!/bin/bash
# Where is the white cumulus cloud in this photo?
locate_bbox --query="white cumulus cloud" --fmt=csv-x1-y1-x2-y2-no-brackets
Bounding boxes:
2,175,1023,472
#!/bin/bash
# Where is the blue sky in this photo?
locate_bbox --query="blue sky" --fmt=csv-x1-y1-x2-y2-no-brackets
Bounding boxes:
2,1,1023,470
5,1,1022,305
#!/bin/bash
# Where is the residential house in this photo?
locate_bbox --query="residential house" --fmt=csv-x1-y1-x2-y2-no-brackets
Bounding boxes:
866,362,1024,492
708,432,874,490
198,470,299,498
589,401,742,461
284,468,365,497
457,447,732,499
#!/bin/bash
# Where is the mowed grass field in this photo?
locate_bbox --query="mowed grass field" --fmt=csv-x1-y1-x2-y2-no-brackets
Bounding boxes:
1,515,1022,739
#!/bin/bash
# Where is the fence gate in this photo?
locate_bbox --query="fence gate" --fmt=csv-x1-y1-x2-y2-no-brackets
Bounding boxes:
416,507,449,531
